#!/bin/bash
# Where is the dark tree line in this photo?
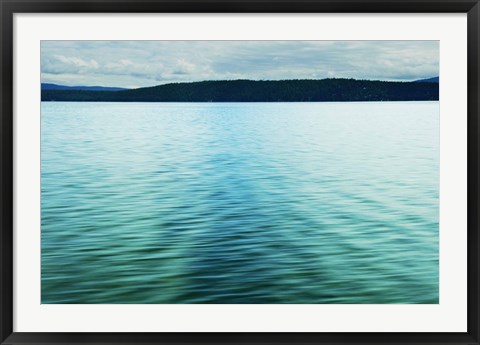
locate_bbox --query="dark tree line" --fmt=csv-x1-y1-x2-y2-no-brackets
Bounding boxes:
41,79,439,102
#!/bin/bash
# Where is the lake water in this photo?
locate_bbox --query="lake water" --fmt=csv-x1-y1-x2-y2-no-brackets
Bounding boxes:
41,101,439,304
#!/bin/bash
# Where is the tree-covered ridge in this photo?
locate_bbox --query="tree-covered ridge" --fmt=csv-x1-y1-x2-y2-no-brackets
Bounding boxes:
414,77,439,83
41,83,127,91
41,79,439,102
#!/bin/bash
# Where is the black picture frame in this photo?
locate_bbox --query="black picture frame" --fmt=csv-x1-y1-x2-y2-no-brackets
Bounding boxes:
1,1,479,344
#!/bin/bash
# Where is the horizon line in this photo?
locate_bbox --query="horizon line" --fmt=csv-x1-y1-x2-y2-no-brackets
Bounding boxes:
41,76,440,90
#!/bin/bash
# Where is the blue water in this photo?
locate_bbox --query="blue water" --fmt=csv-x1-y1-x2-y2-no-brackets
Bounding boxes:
41,101,439,304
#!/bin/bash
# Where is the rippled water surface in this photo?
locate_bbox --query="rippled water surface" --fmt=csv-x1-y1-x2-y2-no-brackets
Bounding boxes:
41,101,439,304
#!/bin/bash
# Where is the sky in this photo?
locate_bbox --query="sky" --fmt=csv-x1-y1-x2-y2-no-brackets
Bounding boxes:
41,41,439,89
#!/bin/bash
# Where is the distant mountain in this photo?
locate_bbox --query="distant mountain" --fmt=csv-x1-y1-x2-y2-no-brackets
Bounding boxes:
41,83,128,92
414,77,439,83
41,79,439,102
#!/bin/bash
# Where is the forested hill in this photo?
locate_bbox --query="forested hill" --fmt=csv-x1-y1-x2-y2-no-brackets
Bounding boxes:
414,77,439,83
42,83,127,92
41,79,439,102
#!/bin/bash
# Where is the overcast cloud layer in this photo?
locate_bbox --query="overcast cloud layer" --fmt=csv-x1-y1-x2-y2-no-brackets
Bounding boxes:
41,41,439,89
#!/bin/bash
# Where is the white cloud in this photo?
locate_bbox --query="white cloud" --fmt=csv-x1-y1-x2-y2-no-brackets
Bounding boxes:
54,55,99,69
173,59,196,75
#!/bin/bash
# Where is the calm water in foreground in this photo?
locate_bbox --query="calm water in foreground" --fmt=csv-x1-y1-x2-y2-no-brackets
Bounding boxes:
41,101,439,304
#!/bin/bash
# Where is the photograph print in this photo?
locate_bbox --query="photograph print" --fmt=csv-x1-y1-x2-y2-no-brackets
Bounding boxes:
41,40,439,304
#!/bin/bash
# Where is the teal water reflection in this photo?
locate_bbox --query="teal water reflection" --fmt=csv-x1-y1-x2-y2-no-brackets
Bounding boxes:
41,101,439,304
